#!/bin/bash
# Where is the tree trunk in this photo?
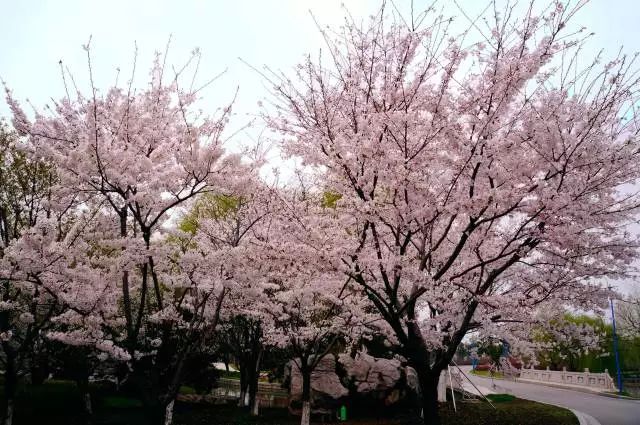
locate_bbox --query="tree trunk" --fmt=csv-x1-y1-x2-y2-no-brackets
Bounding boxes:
134,363,177,425
301,401,311,425
2,352,17,425
2,401,12,425
164,400,175,425
238,389,247,407
30,349,49,386
416,367,441,425
300,368,311,425
2,398,14,424
68,350,94,425
147,399,175,425
248,373,259,415
76,376,93,425
403,303,451,425
1,279,17,425
238,366,248,407
248,350,262,416
84,392,93,418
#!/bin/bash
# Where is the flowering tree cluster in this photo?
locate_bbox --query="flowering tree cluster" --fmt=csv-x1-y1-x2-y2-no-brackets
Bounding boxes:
179,186,275,416
0,121,62,425
2,2,640,425
531,312,611,371
265,2,640,423
255,188,361,425
2,45,255,424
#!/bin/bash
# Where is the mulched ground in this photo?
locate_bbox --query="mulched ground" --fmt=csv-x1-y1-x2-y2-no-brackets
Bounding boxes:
172,398,578,425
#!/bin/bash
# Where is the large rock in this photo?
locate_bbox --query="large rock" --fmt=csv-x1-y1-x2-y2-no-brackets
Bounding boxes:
288,355,349,402
287,353,419,415
405,365,419,391
339,352,402,393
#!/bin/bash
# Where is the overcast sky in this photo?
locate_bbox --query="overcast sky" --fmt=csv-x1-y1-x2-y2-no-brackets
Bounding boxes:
2,0,640,297
2,0,640,131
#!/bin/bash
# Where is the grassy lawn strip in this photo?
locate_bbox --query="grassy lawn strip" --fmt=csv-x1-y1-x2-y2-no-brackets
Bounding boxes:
436,395,579,425
471,369,505,379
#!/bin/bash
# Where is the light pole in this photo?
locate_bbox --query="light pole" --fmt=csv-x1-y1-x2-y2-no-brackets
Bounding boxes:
609,297,624,394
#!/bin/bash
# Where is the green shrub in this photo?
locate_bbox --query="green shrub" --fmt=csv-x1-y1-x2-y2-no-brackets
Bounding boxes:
487,393,516,403
179,385,197,395
101,396,143,408
221,370,242,380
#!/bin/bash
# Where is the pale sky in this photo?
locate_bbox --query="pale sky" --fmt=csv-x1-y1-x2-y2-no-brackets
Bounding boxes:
1,0,640,298
2,0,640,134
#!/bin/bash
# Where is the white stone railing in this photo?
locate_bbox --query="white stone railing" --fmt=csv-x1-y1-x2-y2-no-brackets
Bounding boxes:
518,367,616,391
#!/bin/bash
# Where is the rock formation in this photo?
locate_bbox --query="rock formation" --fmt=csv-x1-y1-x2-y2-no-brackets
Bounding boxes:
286,352,419,415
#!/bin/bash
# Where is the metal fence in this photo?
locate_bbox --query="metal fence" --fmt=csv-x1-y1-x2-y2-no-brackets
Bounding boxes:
210,378,289,408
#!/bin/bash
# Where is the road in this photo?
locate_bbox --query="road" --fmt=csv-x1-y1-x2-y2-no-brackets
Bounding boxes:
457,366,640,425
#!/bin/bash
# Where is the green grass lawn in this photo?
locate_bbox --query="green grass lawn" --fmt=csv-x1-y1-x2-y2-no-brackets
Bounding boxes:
437,395,578,425
0,381,577,425
486,393,516,403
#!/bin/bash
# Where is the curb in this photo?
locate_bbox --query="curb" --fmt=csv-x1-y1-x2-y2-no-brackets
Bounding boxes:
596,392,640,401
571,409,601,425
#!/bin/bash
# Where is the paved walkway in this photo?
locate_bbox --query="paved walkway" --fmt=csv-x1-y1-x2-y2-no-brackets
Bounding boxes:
457,366,640,425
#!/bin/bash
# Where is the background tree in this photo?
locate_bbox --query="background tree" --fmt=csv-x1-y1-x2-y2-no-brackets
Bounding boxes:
0,120,61,425
533,313,609,372
616,291,640,338
477,339,504,368
217,315,263,412
255,189,361,425
532,311,640,377
178,185,275,416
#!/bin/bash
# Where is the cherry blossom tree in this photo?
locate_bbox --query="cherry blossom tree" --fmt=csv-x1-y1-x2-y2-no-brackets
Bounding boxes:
530,312,609,371
177,185,275,416
4,44,251,425
0,198,105,425
266,2,640,423
0,122,62,425
253,187,362,425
